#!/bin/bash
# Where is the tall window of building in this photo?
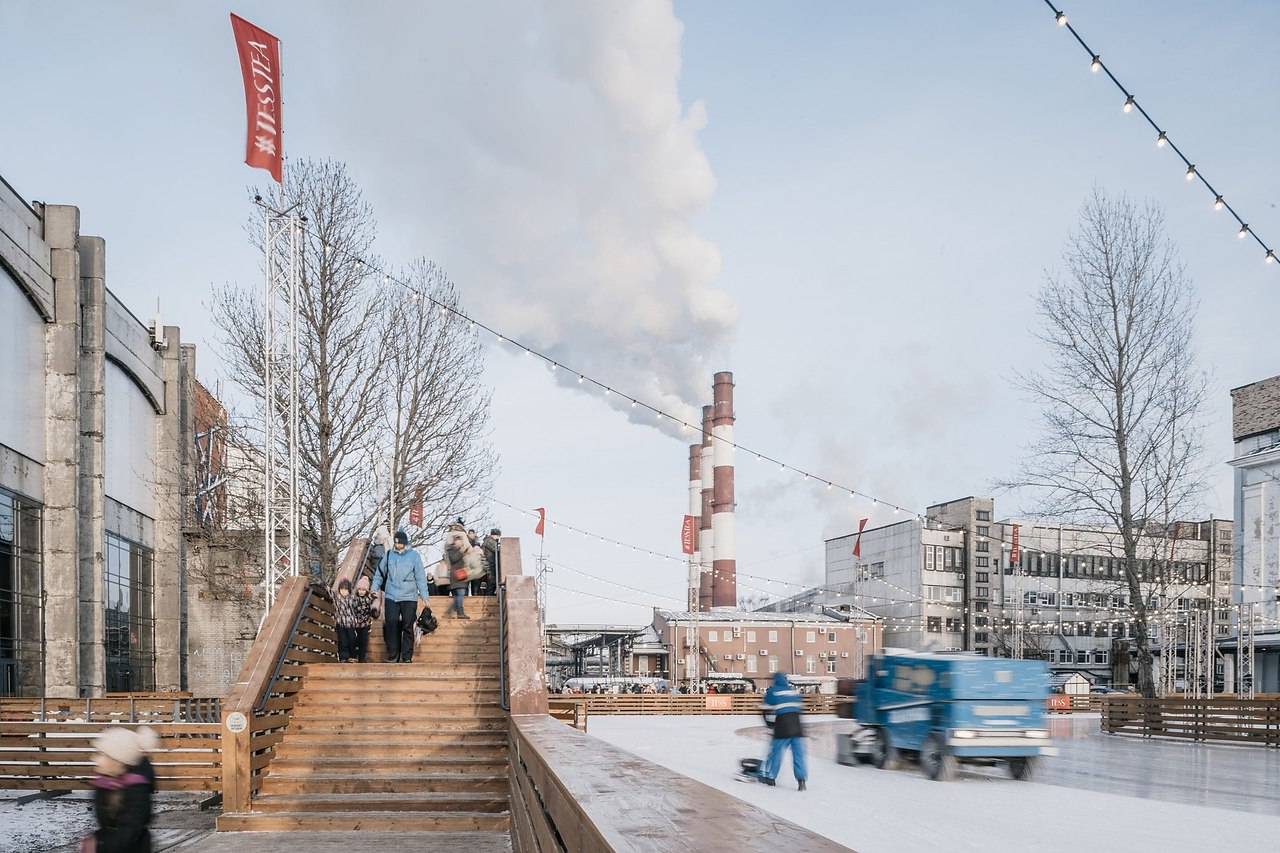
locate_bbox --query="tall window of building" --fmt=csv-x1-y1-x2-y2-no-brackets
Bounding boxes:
746,656,758,674
976,540,989,552
975,557,989,568
806,631,817,644
976,525,989,537
976,510,991,521
927,616,941,633
827,658,837,674
104,533,155,692
976,572,989,583
0,489,42,697
767,656,778,674
805,656,816,674
926,546,935,570
707,630,718,642
767,630,778,643
746,630,756,643
944,618,962,633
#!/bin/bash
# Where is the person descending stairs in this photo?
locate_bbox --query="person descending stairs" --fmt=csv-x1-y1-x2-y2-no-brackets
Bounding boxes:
217,594,508,831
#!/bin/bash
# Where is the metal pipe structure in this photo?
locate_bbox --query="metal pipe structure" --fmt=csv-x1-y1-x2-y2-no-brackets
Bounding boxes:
711,372,736,609
698,405,715,612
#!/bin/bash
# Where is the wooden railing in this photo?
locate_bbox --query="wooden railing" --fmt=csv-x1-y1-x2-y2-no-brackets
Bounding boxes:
0,719,221,791
220,577,337,814
1101,696,1280,746
2,695,222,724
546,693,841,729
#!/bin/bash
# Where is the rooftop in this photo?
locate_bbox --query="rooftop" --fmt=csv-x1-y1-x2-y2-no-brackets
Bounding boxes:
654,608,866,625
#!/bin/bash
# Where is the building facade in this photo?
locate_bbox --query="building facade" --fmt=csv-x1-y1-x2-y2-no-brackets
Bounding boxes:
650,608,882,691
0,173,257,697
820,497,1231,688
1227,376,1280,693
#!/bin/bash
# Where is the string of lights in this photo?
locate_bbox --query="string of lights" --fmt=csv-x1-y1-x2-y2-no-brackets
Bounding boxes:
1042,2,1276,266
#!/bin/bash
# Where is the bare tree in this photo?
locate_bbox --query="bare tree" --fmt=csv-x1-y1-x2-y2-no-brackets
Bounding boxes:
1006,190,1210,697
211,159,497,582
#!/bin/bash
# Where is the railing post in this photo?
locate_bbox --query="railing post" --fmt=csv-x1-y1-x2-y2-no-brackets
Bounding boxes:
222,720,251,813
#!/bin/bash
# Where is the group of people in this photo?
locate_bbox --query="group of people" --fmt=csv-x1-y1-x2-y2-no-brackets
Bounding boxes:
332,523,502,664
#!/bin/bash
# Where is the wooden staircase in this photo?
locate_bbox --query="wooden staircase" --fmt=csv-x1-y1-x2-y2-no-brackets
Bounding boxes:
219,595,509,831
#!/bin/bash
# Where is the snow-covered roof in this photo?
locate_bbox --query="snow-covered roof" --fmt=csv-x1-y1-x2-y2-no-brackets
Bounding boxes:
655,608,863,624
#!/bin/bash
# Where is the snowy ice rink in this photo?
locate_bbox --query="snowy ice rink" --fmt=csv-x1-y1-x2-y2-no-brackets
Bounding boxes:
589,714,1280,853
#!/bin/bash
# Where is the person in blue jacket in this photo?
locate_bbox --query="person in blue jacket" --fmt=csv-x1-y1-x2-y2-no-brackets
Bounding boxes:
759,672,808,790
373,529,431,663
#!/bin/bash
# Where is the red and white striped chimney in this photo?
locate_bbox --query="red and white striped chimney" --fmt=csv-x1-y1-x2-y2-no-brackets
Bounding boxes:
687,443,702,613
698,405,715,612
711,372,736,609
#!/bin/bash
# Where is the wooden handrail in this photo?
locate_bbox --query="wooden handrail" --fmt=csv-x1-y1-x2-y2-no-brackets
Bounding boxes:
221,576,338,813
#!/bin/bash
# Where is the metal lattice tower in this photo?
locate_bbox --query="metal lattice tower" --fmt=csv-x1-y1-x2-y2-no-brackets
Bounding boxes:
262,205,301,611
1187,605,1213,698
1237,603,1256,699
1158,611,1182,696
685,562,700,686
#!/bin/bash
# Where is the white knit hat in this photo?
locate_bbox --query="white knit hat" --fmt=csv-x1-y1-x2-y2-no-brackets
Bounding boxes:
95,727,143,767
133,725,160,755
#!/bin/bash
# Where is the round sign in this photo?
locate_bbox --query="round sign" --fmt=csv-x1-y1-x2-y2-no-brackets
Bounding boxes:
225,711,248,734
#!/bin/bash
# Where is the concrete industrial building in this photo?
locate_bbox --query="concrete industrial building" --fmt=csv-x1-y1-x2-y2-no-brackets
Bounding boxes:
1227,376,1280,692
811,497,1231,688
0,173,256,698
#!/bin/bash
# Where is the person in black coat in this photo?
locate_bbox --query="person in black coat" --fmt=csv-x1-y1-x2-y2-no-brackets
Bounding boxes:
85,727,153,853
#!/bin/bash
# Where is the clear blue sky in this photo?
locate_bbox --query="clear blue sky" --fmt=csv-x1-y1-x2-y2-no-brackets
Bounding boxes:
2,1,1276,623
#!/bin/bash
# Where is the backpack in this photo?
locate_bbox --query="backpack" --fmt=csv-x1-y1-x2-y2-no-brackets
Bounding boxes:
416,607,439,635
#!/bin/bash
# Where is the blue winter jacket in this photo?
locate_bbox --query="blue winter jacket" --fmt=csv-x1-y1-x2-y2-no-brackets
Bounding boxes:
373,547,431,603
760,672,805,739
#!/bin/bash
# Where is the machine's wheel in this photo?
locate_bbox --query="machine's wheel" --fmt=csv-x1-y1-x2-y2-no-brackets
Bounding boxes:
1008,756,1038,781
920,732,956,782
868,727,899,771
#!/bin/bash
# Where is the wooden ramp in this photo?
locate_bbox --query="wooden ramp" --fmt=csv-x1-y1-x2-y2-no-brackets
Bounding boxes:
218,595,509,832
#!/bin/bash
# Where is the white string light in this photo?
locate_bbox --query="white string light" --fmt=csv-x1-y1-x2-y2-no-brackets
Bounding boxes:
1043,1,1276,266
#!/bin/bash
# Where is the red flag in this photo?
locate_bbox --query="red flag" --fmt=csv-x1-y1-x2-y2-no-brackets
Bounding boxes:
408,485,423,527
230,14,283,183
681,515,695,555
1010,523,1020,565
852,518,868,558
535,507,546,537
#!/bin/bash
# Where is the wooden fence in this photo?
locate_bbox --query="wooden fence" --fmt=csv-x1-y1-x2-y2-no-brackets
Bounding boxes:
220,577,338,816
2,695,222,724
1101,696,1280,746
0,721,221,791
546,693,843,730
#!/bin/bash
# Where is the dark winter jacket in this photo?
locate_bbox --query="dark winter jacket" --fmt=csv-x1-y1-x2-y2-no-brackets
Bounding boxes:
760,672,805,740
334,589,374,628
482,535,500,582
92,769,153,853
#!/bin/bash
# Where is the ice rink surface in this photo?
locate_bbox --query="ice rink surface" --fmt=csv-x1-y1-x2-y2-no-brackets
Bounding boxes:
589,714,1280,853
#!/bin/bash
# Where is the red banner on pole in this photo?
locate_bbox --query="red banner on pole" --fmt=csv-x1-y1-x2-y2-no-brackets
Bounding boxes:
535,507,546,537
1010,523,1020,566
408,485,423,527
852,518,868,558
230,14,283,183
681,515,695,555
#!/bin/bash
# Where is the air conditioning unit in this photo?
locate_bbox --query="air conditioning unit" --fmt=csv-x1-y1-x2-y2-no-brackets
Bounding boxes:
723,654,733,660
841,652,850,658
759,649,768,656
736,654,746,660
795,650,804,656
732,627,742,638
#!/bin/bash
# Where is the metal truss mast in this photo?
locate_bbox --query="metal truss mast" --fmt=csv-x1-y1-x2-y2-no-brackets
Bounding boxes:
262,203,301,610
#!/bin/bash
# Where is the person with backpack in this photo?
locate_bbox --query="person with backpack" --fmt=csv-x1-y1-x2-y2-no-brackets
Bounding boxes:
373,530,431,663
437,523,481,619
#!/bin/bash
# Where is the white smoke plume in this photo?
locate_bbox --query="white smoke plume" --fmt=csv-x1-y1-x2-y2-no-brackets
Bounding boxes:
326,0,737,427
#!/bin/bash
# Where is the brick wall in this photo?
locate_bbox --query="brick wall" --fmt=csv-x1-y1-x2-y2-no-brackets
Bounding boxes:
1231,375,1280,441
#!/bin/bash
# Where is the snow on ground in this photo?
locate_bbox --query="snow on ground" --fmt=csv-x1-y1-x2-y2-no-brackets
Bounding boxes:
589,714,1280,853
0,791,211,853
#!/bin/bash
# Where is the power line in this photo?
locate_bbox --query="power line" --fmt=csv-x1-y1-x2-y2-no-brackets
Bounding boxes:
1041,1,1276,267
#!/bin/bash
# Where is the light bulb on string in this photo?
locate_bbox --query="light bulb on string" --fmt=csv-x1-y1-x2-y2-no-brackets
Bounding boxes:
1055,11,1067,26
1123,95,1134,113
1185,165,1197,181
1267,250,1276,264
1156,131,1167,148
1214,196,1225,211
1090,55,1101,72
1239,225,1250,239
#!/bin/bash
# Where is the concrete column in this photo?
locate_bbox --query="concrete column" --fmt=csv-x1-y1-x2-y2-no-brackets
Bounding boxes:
687,444,701,613
40,204,82,697
711,372,736,609
698,405,714,612
153,327,184,690
77,236,106,696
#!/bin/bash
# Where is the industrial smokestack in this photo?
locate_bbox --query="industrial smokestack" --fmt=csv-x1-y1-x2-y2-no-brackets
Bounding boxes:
699,405,714,612
711,372,736,609
687,443,702,613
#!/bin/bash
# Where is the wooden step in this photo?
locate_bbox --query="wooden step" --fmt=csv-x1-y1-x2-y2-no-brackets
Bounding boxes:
299,669,501,686
286,716,507,734
280,728,507,744
307,662,501,677
217,810,509,832
274,739,507,760
257,773,509,795
293,688,503,705
248,791,510,814
268,756,508,775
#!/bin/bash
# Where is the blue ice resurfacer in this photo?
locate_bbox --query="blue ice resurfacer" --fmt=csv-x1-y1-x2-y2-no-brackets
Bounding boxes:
838,651,1057,781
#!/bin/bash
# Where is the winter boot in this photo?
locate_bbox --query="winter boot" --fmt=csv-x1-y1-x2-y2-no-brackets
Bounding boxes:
798,780,807,791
